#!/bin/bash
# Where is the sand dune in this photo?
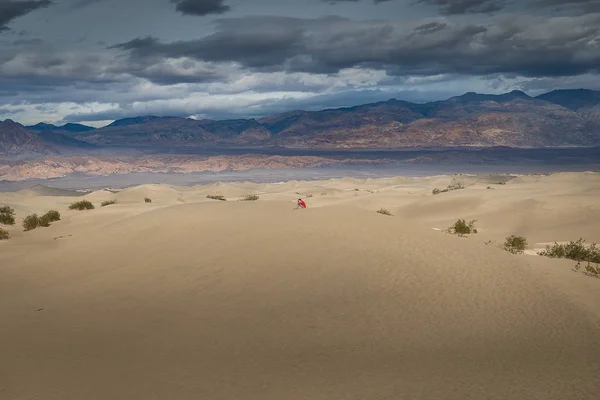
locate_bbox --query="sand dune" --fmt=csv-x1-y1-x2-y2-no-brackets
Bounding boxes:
1,173,599,399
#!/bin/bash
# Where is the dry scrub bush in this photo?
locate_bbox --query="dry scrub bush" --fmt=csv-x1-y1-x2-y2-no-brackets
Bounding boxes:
0,206,15,226
206,195,226,201
503,235,528,254
447,219,477,236
23,214,39,231
69,200,95,210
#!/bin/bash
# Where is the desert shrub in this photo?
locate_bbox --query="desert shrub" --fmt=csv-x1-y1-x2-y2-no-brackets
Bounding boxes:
0,205,14,214
447,219,477,236
242,194,259,201
573,261,600,277
206,195,226,201
0,227,9,240
101,200,117,207
433,184,465,195
377,208,393,216
0,213,16,225
38,214,52,227
43,210,61,222
0,206,16,226
69,200,95,210
504,235,528,254
23,214,39,231
538,239,600,264
144,197,152,203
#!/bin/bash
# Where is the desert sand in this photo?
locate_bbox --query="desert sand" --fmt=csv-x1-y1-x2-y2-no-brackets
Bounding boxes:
1,172,599,399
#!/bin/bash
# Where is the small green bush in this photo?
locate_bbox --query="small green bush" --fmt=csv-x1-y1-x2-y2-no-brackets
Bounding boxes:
69,200,95,210
0,206,14,214
447,219,477,236
433,184,465,195
206,195,226,201
23,214,39,231
144,197,152,203
242,194,259,201
0,206,15,226
0,227,9,240
573,261,600,277
43,210,61,222
504,235,528,254
101,200,117,207
538,239,600,264
377,208,393,216
38,214,52,227
0,212,15,226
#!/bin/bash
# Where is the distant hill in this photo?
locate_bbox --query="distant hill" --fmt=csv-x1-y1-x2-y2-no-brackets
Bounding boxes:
106,116,166,128
13,89,600,151
0,120,51,156
536,89,600,111
1,120,95,156
26,122,96,133
536,89,600,124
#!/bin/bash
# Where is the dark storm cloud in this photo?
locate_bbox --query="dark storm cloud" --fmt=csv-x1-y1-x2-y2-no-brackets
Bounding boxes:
111,14,600,78
0,0,53,32
322,0,393,4
170,0,230,16
536,0,600,13
110,17,309,69
413,21,447,34
415,0,509,15
417,0,600,15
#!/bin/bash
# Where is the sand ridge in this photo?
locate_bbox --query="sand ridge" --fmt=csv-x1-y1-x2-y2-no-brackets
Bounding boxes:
1,172,599,399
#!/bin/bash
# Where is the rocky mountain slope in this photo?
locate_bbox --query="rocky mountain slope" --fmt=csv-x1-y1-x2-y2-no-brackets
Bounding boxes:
0,120,53,156
70,89,600,149
1,120,94,157
3,89,600,156
26,122,96,133
536,89,600,124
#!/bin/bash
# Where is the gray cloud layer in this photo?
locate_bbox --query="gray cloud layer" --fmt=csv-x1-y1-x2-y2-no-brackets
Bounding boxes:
170,0,230,16
0,0,52,31
416,0,509,15
112,14,600,79
417,0,600,15
2,0,600,125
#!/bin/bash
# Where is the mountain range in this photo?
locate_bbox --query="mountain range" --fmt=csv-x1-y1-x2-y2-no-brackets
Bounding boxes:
2,89,600,156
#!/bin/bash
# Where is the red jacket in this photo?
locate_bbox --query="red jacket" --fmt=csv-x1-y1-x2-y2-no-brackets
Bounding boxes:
298,200,307,208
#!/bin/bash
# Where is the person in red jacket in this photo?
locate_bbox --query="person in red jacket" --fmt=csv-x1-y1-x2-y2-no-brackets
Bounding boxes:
295,198,307,210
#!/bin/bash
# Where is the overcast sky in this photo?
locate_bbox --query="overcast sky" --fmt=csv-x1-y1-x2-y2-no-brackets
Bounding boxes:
1,0,599,126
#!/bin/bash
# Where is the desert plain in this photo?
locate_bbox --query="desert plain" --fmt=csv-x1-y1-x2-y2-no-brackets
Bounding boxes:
1,172,599,399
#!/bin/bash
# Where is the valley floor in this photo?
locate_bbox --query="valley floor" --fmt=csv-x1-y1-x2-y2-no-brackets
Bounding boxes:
1,172,599,399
